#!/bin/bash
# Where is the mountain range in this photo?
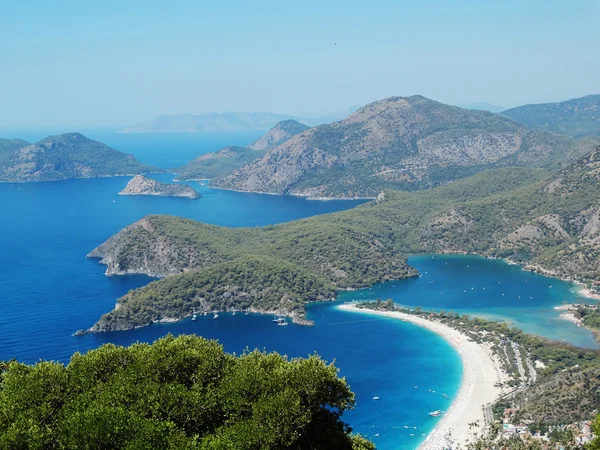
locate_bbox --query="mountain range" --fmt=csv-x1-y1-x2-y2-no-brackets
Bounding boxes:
502,94,600,138
0,133,156,182
209,96,598,198
121,111,347,133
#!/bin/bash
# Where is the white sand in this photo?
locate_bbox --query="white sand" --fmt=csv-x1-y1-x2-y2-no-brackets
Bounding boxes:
338,304,509,449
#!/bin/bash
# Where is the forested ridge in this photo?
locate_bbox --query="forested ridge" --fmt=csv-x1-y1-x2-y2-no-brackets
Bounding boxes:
88,147,600,332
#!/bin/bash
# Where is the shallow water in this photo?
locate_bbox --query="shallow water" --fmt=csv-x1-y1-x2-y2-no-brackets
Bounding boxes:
337,254,599,349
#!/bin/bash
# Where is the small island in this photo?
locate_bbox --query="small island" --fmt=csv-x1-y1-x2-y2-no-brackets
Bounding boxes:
119,175,200,199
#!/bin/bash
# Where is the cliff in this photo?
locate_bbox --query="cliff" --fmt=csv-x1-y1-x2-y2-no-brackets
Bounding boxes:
0,133,158,182
119,175,200,199
212,96,598,198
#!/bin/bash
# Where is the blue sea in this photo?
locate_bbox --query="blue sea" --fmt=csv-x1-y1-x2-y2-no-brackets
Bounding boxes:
0,131,597,449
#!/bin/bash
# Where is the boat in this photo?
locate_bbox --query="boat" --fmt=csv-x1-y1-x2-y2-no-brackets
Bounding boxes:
272,314,280,322
244,309,250,316
428,410,442,417
191,313,197,321
203,311,207,316
277,321,288,326
232,310,236,316
213,313,219,319
372,396,380,400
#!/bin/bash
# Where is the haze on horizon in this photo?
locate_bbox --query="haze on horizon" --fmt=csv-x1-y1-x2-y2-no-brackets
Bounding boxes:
1,0,598,130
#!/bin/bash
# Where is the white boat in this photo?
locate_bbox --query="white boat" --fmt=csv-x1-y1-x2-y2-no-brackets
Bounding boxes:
245,310,250,316
372,396,380,400
232,310,236,316
213,313,219,319
203,311,207,316
191,313,197,321
428,410,442,417
277,321,288,326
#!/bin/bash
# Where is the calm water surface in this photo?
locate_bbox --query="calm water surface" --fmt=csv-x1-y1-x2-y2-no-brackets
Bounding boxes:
0,132,596,449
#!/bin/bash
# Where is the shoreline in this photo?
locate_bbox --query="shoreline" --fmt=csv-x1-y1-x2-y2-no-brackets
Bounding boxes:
430,251,600,301
338,303,509,450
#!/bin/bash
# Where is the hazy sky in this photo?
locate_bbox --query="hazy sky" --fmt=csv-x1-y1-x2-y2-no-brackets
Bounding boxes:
1,0,598,129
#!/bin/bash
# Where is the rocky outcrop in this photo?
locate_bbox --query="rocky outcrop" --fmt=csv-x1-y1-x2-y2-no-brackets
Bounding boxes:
119,175,200,199
213,96,598,198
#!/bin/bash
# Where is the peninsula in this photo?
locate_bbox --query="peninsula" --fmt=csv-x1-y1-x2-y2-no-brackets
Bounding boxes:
119,175,200,199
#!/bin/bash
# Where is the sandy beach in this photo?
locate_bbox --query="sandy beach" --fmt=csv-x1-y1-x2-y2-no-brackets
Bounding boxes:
338,304,509,450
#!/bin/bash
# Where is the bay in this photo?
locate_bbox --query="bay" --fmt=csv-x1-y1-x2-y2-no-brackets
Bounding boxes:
0,131,597,449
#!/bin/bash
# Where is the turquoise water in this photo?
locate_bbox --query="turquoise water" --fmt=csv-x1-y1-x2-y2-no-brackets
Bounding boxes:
0,131,596,449
338,254,600,349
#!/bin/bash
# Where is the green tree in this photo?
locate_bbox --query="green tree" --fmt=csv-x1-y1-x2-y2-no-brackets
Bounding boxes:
0,335,370,450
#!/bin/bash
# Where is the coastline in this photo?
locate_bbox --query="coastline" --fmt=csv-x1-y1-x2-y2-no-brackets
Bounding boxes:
338,303,509,450
434,251,600,301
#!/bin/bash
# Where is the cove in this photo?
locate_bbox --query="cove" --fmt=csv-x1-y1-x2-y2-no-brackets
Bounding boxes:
337,254,600,349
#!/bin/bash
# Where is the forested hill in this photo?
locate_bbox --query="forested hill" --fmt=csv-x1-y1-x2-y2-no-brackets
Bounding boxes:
88,147,600,331
0,133,158,182
176,120,309,180
503,94,600,138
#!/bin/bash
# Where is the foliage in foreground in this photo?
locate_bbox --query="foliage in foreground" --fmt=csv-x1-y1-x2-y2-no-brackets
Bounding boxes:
0,335,373,450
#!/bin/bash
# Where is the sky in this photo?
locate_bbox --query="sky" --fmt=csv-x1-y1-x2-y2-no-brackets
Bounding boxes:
1,0,599,129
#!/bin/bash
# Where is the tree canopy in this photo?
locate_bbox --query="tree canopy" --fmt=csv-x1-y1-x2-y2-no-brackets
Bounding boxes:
0,335,373,450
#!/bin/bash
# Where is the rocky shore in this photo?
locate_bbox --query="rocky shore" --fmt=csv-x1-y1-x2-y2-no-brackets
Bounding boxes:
119,175,200,199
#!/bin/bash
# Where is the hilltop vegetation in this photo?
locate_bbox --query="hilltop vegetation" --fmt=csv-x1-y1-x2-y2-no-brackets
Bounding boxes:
212,96,598,198
88,145,600,331
0,334,372,450
0,133,157,182
503,94,600,138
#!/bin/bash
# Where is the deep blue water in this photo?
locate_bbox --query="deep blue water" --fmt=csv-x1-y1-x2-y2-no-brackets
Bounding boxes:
0,132,597,449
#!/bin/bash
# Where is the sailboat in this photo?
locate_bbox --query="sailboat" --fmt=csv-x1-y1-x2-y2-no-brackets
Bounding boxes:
191,309,197,321
213,312,219,319
244,309,250,316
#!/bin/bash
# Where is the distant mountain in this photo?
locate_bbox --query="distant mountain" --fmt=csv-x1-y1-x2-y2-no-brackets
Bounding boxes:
248,120,309,151
212,96,599,198
460,102,506,113
176,120,310,180
122,112,337,133
502,94,600,137
0,133,157,182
